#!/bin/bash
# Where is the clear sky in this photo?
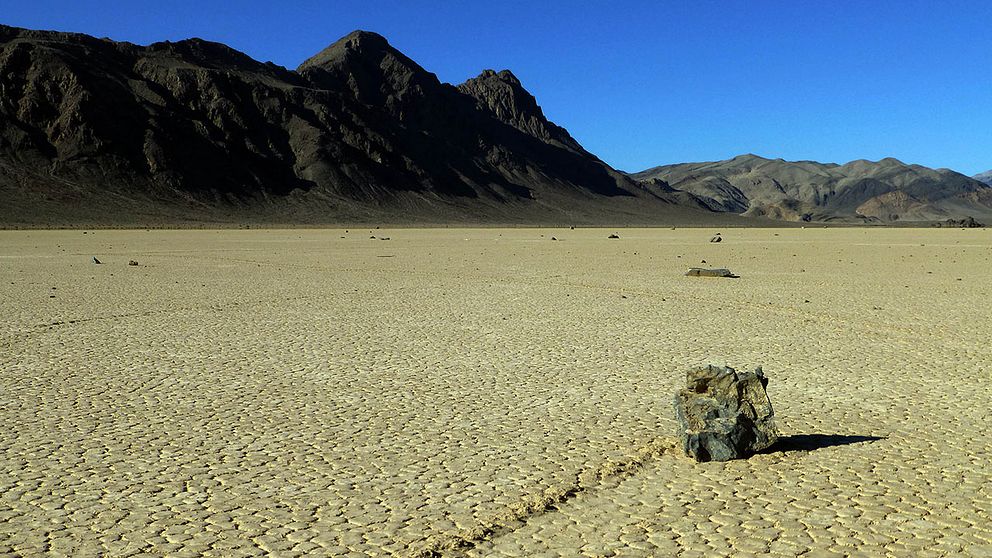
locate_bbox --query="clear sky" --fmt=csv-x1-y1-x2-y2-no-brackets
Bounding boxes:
5,1,992,174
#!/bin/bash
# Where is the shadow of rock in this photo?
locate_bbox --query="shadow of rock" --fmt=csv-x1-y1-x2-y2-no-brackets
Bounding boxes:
764,434,886,454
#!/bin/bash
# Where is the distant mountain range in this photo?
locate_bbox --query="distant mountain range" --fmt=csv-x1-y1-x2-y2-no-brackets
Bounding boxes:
0,24,989,226
632,154,992,223
973,170,992,186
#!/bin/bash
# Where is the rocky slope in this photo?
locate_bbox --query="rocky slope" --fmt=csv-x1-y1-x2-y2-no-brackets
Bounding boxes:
632,154,992,222
0,25,723,227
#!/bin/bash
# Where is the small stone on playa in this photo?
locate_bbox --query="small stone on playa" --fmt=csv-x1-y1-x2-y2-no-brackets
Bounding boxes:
685,267,737,278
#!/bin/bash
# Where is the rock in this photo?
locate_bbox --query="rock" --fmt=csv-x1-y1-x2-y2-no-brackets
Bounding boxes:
128,260,138,266
934,216,984,228
685,267,737,278
608,234,620,239
710,236,722,243
673,365,779,462
91,257,102,264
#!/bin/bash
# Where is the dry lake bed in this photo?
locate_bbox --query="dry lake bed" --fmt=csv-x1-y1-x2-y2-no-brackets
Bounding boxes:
1,227,991,557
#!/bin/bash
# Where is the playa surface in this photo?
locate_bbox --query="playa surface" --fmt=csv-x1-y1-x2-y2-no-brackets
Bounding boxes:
2,227,990,557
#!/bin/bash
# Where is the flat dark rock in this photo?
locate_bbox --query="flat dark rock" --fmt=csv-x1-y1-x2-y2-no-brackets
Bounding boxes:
934,216,985,228
685,267,736,278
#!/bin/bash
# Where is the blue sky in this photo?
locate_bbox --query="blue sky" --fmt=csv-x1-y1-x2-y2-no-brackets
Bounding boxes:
5,1,992,174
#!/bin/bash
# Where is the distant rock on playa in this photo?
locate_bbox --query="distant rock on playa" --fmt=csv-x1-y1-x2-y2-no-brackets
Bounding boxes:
685,267,737,278
933,216,984,228
674,365,779,462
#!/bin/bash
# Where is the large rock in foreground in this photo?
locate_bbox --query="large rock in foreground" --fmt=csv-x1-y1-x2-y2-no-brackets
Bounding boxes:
674,365,779,462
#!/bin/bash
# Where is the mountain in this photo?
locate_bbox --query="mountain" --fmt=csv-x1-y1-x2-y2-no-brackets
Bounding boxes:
0,25,727,227
973,170,992,186
632,154,992,222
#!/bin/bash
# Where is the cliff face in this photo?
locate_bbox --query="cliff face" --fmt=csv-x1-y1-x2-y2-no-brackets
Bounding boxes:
633,154,992,222
0,26,706,226
457,69,581,151
1,28,309,198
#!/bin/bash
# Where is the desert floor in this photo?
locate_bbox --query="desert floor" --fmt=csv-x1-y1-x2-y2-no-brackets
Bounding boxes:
1,227,991,557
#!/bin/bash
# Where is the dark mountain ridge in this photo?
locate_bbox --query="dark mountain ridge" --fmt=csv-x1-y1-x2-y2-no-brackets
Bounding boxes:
0,25,724,226
632,154,992,222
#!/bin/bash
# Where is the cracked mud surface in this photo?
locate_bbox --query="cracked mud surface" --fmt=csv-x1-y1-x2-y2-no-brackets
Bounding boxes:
2,228,991,557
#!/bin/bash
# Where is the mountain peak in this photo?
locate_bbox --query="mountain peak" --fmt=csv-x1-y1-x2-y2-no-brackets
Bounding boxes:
296,29,440,110
477,68,522,87
339,29,388,45
146,37,264,71
324,30,391,57
458,69,580,150
296,29,403,72
973,170,992,186
297,30,391,71
842,157,906,169
731,153,769,162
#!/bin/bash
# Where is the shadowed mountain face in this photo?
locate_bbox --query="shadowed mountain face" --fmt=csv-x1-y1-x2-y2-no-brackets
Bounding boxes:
0,25,721,226
633,154,992,222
